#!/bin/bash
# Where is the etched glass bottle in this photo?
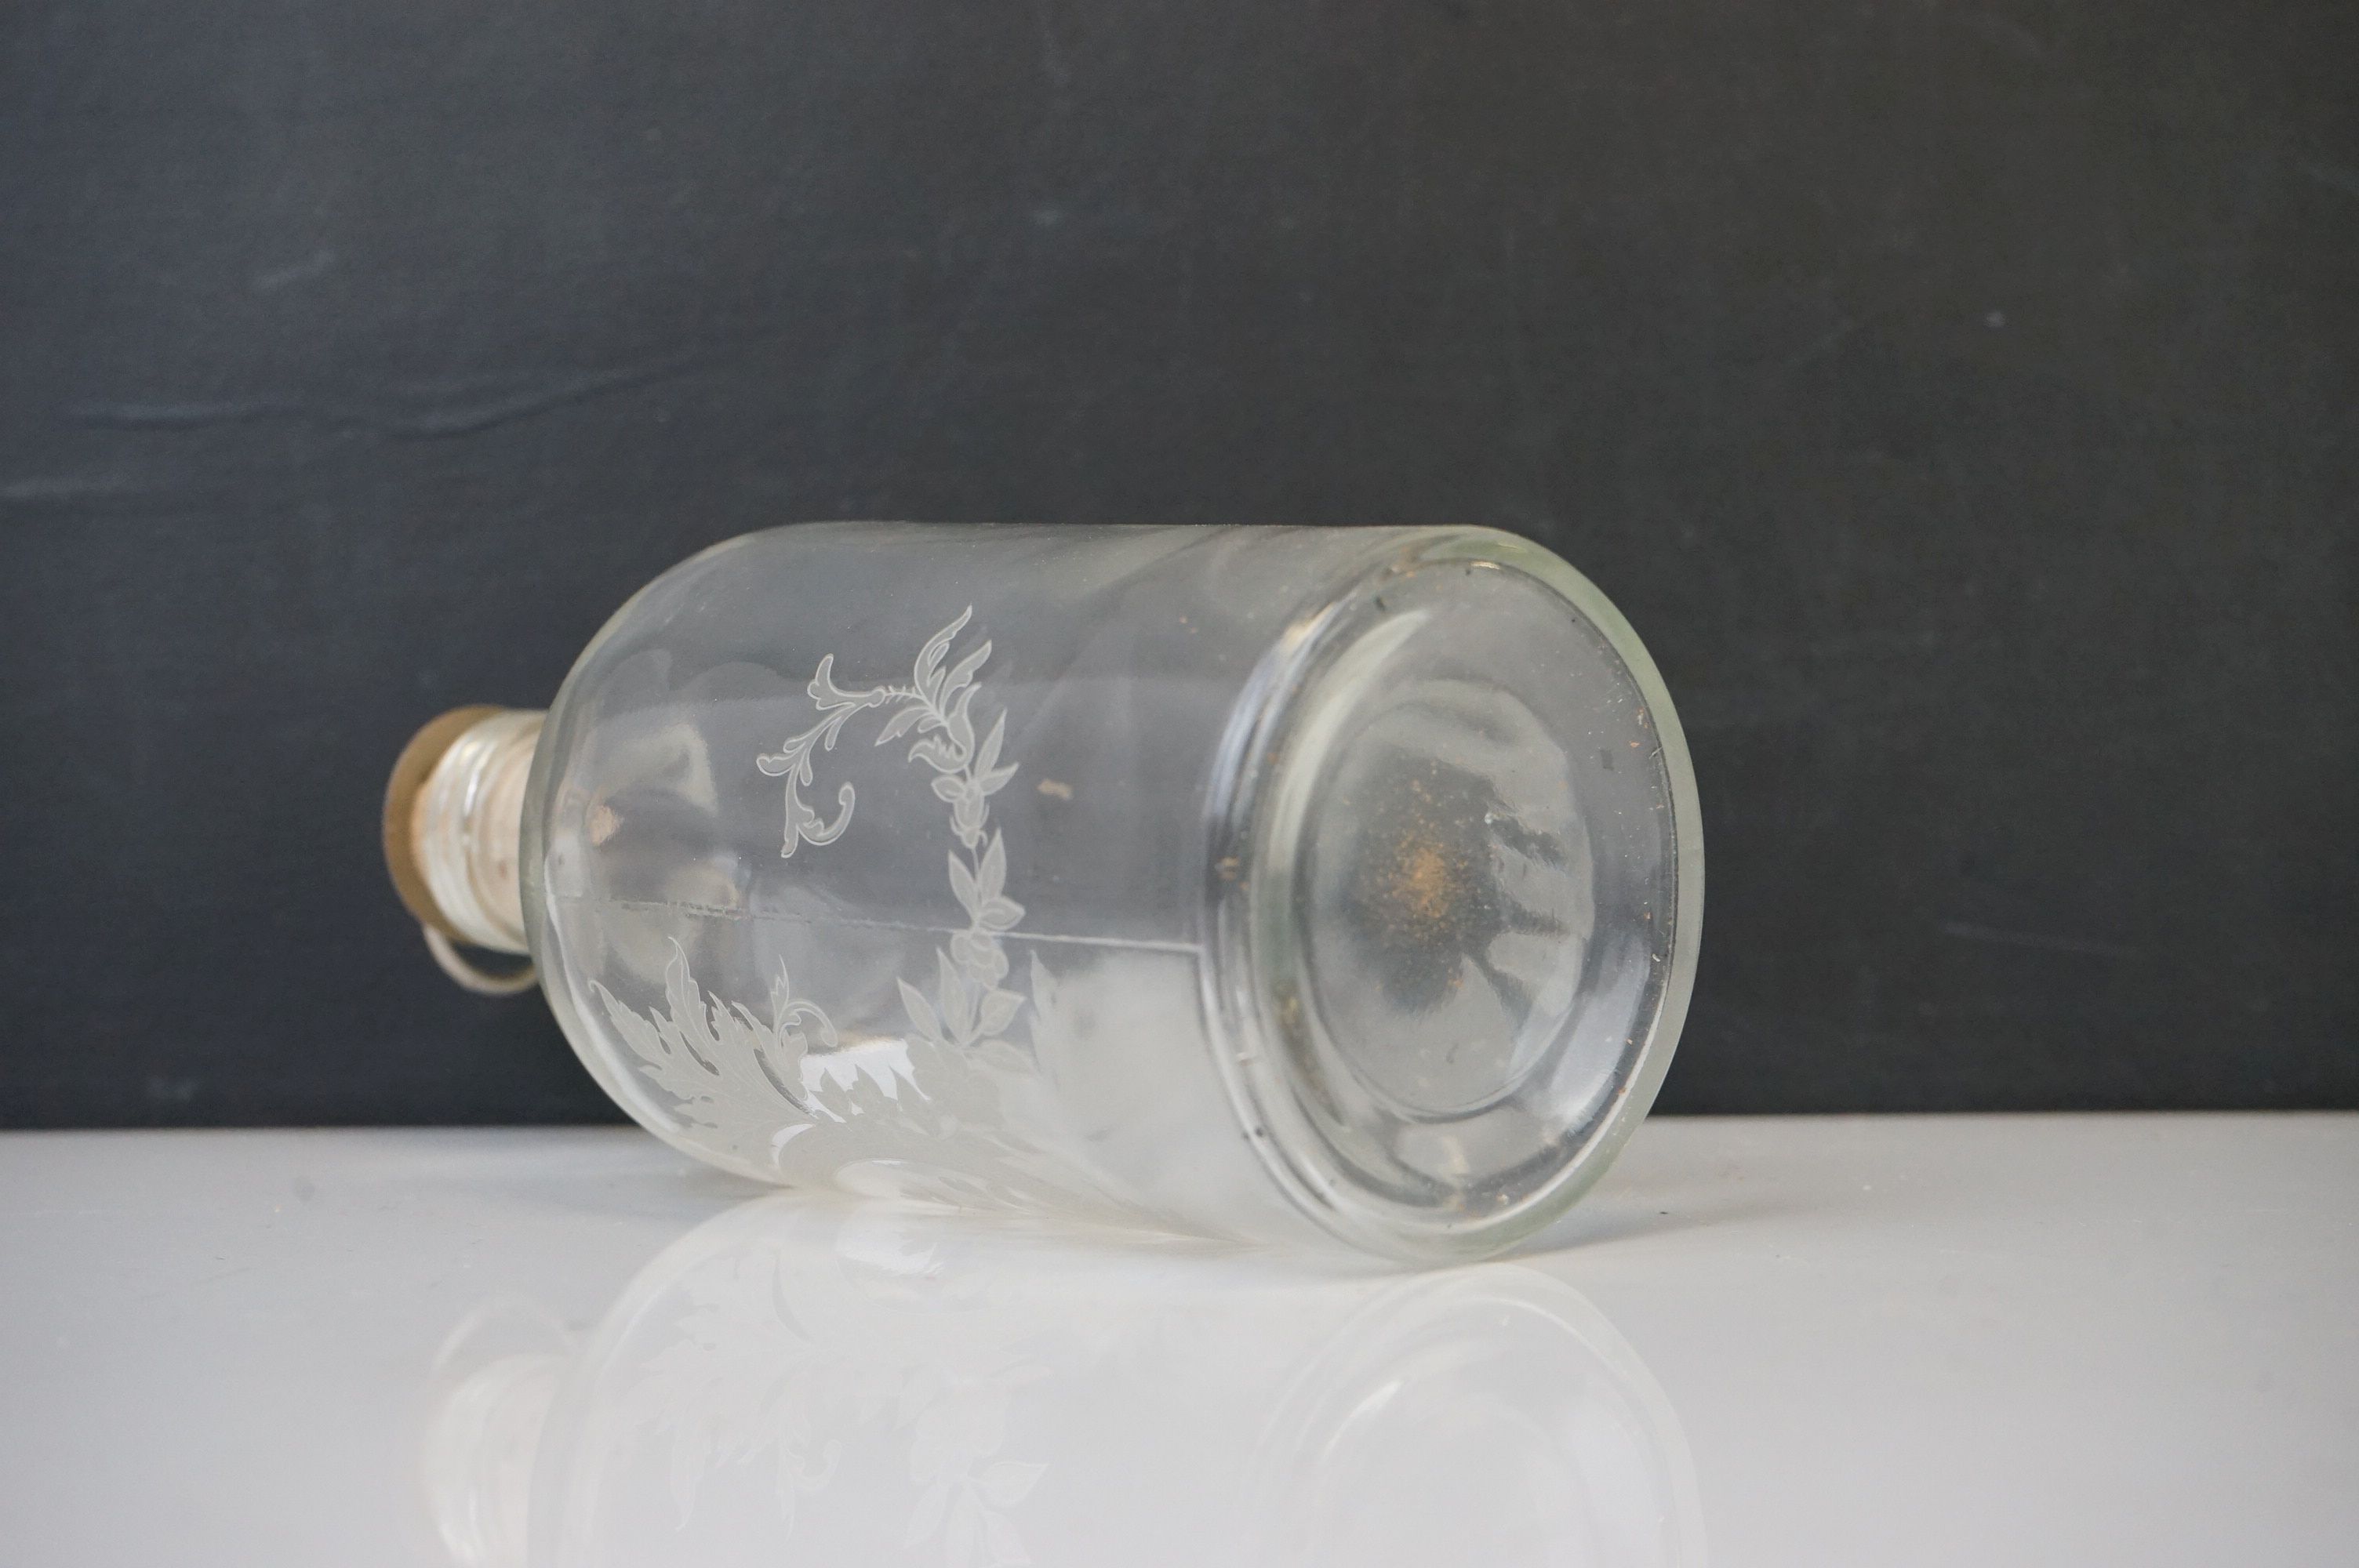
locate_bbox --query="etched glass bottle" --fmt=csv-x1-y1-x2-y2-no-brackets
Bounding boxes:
383,524,1702,1260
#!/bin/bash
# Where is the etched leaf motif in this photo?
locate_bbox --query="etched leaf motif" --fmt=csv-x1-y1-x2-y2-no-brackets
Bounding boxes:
977,832,1007,905
898,979,943,1047
976,989,1023,1040
971,713,1004,780
945,685,979,758
594,946,824,1163
936,949,976,1042
940,640,992,707
914,608,971,705
602,608,1114,1217
948,851,980,918
910,736,964,772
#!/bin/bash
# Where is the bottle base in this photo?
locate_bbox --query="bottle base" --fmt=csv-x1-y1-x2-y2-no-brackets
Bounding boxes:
1205,529,1703,1261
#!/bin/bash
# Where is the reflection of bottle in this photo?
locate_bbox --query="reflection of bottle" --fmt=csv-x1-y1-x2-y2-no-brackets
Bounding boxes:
386,524,1703,1259
420,1196,1705,1568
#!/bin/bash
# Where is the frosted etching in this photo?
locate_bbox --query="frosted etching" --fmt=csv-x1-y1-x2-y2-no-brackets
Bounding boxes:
754,606,1018,859
591,610,1069,1205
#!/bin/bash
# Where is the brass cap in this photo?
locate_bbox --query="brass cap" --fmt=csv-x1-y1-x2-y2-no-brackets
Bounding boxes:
383,705,505,942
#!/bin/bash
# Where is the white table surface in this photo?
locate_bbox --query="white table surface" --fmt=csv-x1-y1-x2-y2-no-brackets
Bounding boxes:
2,1114,2352,1567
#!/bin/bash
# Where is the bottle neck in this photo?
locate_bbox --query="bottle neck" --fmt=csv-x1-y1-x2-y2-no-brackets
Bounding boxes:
385,707,545,956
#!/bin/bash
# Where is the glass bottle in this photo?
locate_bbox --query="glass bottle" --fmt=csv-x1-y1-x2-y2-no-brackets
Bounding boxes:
383,524,1702,1260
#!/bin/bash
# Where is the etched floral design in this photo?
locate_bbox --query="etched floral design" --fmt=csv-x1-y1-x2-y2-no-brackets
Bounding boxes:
595,946,846,1163
592,610,1075,1209
755,607,1018,859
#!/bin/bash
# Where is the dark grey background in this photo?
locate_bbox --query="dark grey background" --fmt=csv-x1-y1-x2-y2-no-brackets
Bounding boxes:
2,0,2352,1127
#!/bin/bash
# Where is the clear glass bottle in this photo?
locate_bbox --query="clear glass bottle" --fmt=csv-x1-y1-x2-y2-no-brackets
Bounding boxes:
384,524,1702,1260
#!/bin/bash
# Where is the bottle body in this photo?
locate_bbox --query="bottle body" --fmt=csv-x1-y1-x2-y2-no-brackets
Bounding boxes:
458,523,1696,1258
